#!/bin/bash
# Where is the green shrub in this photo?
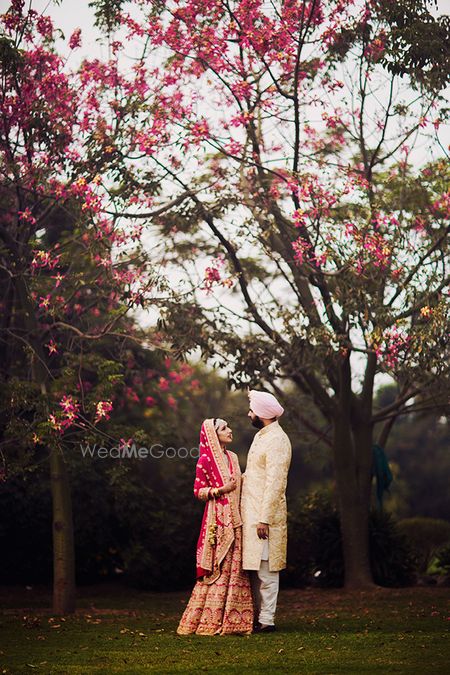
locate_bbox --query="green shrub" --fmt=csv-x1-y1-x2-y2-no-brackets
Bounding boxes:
369,510,416,587
287,493,416,588
0,470,53,583
0,458,200,590
435,543,450,576
398,517,450,573
286,492,339,587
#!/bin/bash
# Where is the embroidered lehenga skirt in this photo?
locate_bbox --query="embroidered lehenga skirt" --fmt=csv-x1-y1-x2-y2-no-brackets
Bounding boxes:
177,527,254,635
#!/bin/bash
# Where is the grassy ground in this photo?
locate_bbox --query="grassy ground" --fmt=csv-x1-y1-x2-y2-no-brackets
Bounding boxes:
0,584,449,674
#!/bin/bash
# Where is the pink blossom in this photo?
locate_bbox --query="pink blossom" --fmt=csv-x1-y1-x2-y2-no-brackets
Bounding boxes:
293,209,306,228
225,140,244,156
52,273,64,287
95,400,113,423
125,386,140,402
158,377,170,391
202,254,228,293
167,395,177,408
190,119,210,143
46,339,58,355
48,414,63,432
18,208,36,225
59,395,80,422
31,250,61,270
230,80,254,100
119,438,134,451
363,30,386,62
230,111,253,128
292,237,311,264
377,327,411,369
36,15,53,39
69,28,82,49
38,295,51,310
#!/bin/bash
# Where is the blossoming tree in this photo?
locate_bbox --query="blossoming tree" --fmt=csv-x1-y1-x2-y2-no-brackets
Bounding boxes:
0,1,186,612
83,0,448,588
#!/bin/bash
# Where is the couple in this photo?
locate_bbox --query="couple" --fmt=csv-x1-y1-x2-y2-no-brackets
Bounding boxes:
177,390,292,636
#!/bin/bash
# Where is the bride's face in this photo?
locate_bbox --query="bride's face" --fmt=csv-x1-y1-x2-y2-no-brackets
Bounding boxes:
216,422,233,445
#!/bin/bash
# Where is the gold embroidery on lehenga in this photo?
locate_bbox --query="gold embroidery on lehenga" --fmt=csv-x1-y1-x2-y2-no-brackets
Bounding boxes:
177,528,253,635
208,522,218,546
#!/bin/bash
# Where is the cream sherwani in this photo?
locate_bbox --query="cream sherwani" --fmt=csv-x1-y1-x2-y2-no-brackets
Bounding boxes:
241,420,292,572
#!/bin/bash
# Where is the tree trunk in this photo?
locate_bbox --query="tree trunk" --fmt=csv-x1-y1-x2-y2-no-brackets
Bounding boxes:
50,445,76,614
332,354,375,589
14,275,76,613
333,419,375,589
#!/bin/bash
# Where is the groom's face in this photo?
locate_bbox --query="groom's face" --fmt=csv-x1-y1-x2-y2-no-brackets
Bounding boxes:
248,409,264,429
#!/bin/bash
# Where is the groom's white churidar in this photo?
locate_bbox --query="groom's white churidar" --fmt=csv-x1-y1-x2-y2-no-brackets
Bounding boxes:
241,390,292,628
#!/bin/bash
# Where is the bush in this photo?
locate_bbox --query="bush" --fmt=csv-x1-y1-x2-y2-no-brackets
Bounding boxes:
398,517,450,573
286,493,416,588
369,510,416,587
286,492,341,587
0,457,201,590
435,543,450,577
113,463,200,591
0,470,53,584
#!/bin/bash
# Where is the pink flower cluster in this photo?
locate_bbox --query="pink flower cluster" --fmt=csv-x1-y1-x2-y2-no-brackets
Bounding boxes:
31,249,61,271
292,237,311,264
190,119,210,143
364,30,387,62
69,28,82,50
360,232,391,269
202,254,233,293
49,395,80,432
95,400,113,423
375,327,411,370
345,222,392,272
18,208,37,225
430,191,450,219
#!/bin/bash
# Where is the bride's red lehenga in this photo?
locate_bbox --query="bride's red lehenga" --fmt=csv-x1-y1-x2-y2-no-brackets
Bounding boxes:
177,419,253,635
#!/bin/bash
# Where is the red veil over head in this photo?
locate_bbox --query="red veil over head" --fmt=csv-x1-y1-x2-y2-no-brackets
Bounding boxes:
194,419,242,584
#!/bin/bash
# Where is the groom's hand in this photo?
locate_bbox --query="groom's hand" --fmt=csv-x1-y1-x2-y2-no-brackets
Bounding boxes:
257,522,269,539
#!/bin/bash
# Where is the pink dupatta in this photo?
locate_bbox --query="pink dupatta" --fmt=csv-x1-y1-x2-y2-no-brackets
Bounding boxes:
193,419,242,584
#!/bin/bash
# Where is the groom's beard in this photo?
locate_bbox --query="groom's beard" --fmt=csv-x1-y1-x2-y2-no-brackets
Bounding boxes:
251,416,264,429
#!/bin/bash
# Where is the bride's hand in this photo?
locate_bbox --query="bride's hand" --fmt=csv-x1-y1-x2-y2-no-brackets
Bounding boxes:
220,478,237,494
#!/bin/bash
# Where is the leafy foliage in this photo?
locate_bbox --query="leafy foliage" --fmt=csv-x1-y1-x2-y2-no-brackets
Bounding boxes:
435,543,450,577
373,0,450,89
287,493,416,588
398,517,450,573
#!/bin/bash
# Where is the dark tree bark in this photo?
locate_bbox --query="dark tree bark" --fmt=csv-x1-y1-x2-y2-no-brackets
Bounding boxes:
13,272,76,614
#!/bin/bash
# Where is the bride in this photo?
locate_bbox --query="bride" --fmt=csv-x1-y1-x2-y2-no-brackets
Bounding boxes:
177,418,254,635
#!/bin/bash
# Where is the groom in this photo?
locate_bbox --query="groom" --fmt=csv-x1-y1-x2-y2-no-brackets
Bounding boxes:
241,390,292,633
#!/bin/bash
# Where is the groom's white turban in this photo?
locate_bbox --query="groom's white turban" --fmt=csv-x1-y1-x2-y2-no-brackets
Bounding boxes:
248,390,284,419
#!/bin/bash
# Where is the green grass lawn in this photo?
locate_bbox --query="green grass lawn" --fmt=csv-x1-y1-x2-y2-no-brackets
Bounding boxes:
0,585,449,674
